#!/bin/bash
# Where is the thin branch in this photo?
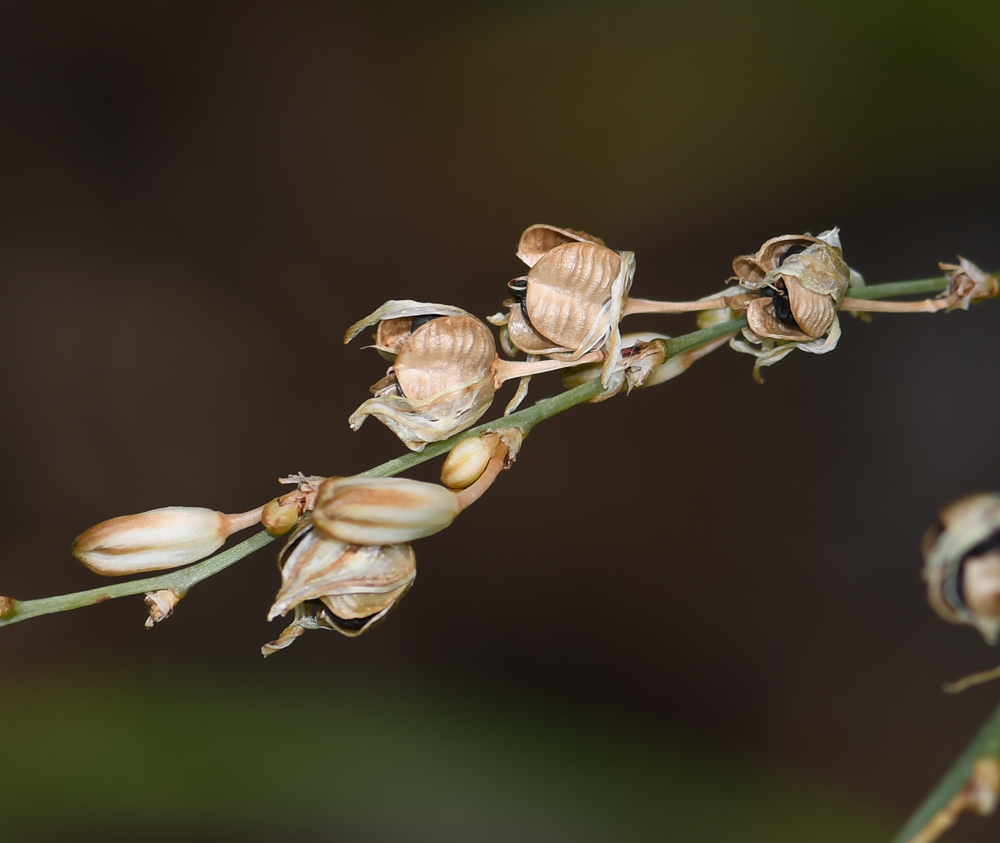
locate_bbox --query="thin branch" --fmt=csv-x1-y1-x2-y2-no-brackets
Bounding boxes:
0,272,987,630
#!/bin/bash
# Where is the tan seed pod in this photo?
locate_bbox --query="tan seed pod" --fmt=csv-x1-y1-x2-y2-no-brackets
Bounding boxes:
923,492,1000,644
346,301,500,451
728,229,853,381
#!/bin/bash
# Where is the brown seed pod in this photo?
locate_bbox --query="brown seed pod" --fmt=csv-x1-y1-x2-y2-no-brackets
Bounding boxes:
348,300,607,445
923,492,1000,645
491,227,636,395
346,301,500,451
728,229,854,381
733,231,850,341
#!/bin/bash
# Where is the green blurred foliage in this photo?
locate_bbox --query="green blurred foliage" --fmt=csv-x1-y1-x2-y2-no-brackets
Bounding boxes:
1,668,894,842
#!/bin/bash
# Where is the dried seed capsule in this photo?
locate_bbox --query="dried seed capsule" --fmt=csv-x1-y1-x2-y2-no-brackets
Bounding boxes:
441,433,502,490
728,229,856,381
311,476,461,546
268,524,416,638
923,493,1000,644
72,505,262,576
346,301,500,451
490,225,636,394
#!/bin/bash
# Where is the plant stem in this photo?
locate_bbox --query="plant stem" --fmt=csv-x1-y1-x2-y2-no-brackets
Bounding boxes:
892,697,1000,843
0,272,981,629
846,277,948,300
0,529,276,628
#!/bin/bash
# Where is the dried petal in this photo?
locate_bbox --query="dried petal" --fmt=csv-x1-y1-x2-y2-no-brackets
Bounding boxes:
268,526,416,640
344,300,472,346
311,476,460,546
940,257,999,311
144,589,184,628
269,525,415,622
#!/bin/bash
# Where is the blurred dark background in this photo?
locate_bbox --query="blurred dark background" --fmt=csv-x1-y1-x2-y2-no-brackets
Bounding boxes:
1,1,999,840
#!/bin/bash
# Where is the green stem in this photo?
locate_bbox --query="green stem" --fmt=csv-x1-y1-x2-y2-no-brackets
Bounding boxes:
892,697,1000,843
0,530,276,628
0,272,985,630
845,276,948,301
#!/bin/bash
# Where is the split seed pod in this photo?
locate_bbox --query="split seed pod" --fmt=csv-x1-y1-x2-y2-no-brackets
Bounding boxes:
269,524,416,637
490,224,635,391
923,493,1000,644
345,301,499,451
72,505,262,576
728,229,854,380
311,475,461,546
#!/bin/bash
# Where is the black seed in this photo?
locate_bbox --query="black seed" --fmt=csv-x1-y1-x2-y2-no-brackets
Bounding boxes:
760,281,800,328
329,613,376,632
410,314,442,331
777,244,808,266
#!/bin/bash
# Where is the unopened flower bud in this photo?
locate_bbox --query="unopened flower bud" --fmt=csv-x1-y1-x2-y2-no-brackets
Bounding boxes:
144,588,184,628
311,476,460,546
262,498,300,536
441,433,502,490
0,596,12,619
72,505,262,576
923,493,1000,644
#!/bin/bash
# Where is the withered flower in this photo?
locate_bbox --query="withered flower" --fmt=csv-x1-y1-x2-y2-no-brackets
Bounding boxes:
347,300,604,447
923,493,1000,646
490,224,635,392
267,524,416,639
144,588,184,628
728,229,853,380
72,505,263,576
939,257,999,311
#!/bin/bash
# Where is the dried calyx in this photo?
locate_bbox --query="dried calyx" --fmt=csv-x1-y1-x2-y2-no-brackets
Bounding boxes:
923,493,1000,645
345,300,603,449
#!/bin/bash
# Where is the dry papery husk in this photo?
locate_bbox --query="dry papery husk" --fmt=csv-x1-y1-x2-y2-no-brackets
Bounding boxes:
269,524,416,637
923,493,1000,645
491,225,635,392
728,229,853,380
939,257,999,311
347,301,500,451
